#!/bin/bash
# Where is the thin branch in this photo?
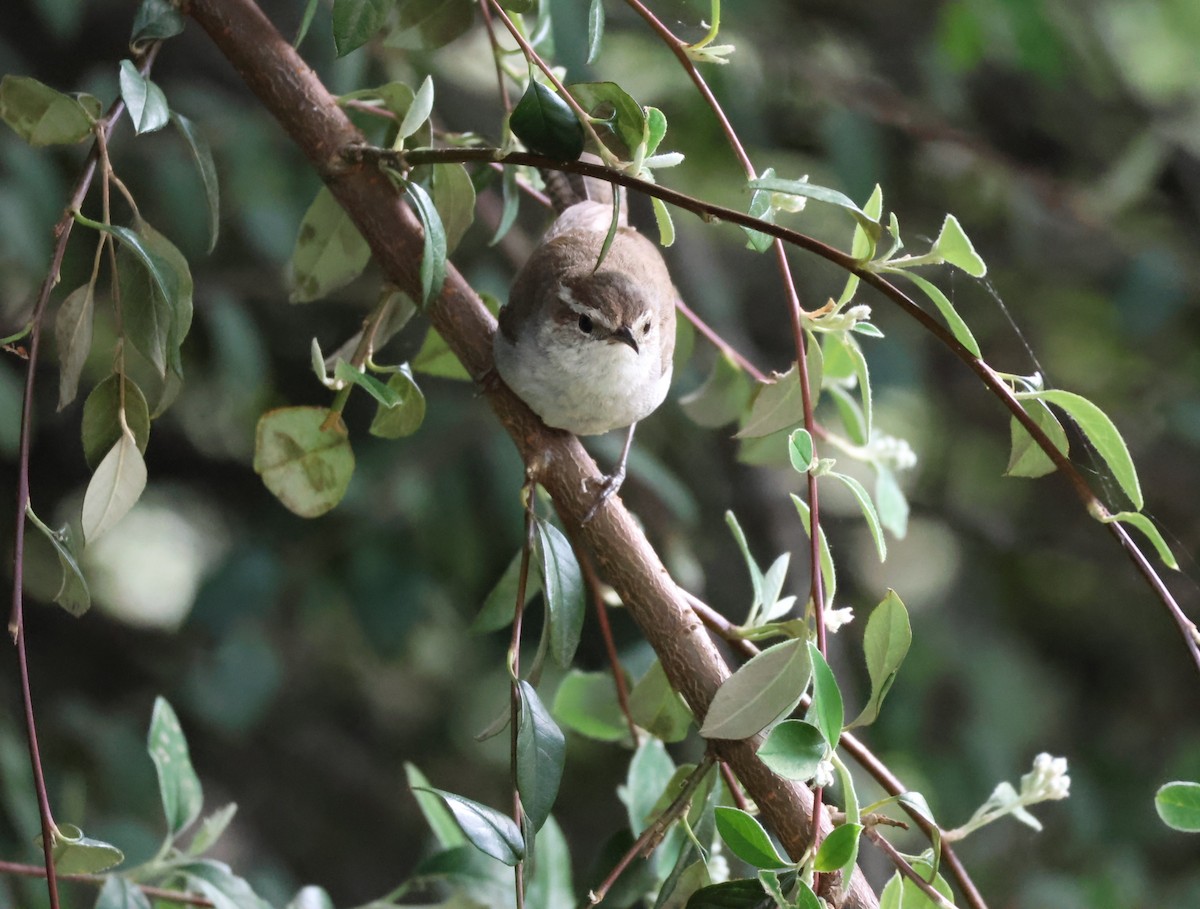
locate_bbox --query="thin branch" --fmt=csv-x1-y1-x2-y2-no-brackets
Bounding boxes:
675,298,768,384
863,828,955,908
579,551,639,745
0,861,213,907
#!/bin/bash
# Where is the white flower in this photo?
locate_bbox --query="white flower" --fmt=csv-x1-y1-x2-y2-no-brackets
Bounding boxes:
813,759,836,789
824,606,855,634
870,434,918,471
1022,752,1070,801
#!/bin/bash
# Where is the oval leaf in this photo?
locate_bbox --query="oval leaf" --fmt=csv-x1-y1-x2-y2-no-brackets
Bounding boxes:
49,824,125,874
1006,399,1069,479
81,374,151,471
700,638,811,740
628,660,692,743
289,186,372,303
170,112,220,253
253,406,355,518
119,59,169,134
897,269,981,359
82,429,147,543
415,788,525,865
511,80,584,161
430,162,476,254
96,875,152,909
130,0,185,52
54,282,95,411
0,75,98,145
551,669,630,744
679,352,753,429
713,807,788,870
787,428,814,474
368,366,426,439
25,504,90,617
332,0,391,56
736,364,804,439
405,180,447,305
807,643,843,748
516,681,566,832
757,720,826,781
850,590,910,728
535,518,585,667
398,74,435,139
148,697,204,837
812,823,863,873
1155,781,1200,832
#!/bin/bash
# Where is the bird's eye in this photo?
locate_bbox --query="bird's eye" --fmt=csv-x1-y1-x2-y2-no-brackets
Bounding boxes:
641,319,651,335
578,314,594,334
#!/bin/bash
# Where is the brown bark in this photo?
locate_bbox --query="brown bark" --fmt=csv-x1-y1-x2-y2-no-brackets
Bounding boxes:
184,1,878,905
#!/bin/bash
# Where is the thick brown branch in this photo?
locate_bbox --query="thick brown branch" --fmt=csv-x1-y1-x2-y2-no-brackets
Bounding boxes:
184,1,877,906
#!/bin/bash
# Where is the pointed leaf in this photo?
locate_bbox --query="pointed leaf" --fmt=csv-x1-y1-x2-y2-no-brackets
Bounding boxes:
874,466,909,540
95,875,152,909
430,162,476,254
1026,388,1143,510
332,0,391,56
148,697,203,837
807,643,843,747
130,0,185,52
367,366,426,438
896,269,981,358
652,196,676,247
118,59,169,134
628,660,692,743
289,186,372,303
1155,781,1200,832
724,510,764,615
932,214,986,277
680,353,753,428
334,360,402,408
511,80,584,161
812,823,862,873
405,763,467,848
736,364,804,438
757,720,826,781
700,639,811,740
170,113,220,253
517,681,565,832
186,802,238,856
713,807,788,870
414,788,524,865
568,81,646,158
472,549,540,633
48,823,124,873
54,282,94,410
748,175,881,243
586,0,605,63
490,164,520,246
386,0,475,51
0,75,99,145
1104,511,1177,571
552,669,629,743
791,494,837,606
535,518,585,667
81,374,150,471
253,407,355,518
405,180,447,305
850,590,910,728
82,430,147,543
829,471,886,562
25,504,90,617
1006,399,1069,478
397,74,435,139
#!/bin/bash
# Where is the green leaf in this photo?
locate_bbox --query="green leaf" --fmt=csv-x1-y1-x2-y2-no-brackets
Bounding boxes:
170,112,220,254
628,660,692,743
177,859,269,909
829,471,886,562
644,106,668,158
405,180,447,305
397,74,434,140
130,0,185,52
736,364,807,439
118,59,169,134
535,518,585,667
43,823,124,873
294,0,321,46
332,0,392,56
82,429,147,543
724,510,764,618
621,737,676,835
874,466,909,540
253,407,355,518
472,549,540,633
895,269,981,358
25,504,90,617
1006,399,1069,478
791,494,837,606
386,0,475,50
414,788,524,865
1155,781,1200,832
812,823,862,873
587,0,605,63
748,175,881,243
186,802,238,856
0,75,99,146
367,366,426,438
879,857,954,909
792,880,822,909
787,428,814,473
652,196,676,247
713,807,788,870
517,681,565,832
289,186,372,303
569,81,646,158
830,333,872,443
110,219,193,377
430,163,476,254
552,669,630,743
511,80,584,161
81,374,151,471
334,360,402,408
490,164,521,246
1103,511,1177,571
679,352,753,428
806,643,843,747
757,720,826,781
148,697,204,837
850,591,910,728
1024,388,1143,510
526,814,574,909
684,879,772,908
700,639,811,740
405,763,467,848
54,282,95,411
932,213,986,277
95,875,152,909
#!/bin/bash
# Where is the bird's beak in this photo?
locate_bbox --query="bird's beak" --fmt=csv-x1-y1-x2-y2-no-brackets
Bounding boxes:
611,325,639,353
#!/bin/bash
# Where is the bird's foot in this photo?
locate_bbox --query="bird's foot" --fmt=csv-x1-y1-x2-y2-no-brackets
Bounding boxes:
582,464,627,524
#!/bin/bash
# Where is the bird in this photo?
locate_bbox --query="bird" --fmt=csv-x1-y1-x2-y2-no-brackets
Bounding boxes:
493,170,677,521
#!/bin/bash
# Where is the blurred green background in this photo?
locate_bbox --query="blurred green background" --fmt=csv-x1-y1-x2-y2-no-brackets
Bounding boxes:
1,0,1198,906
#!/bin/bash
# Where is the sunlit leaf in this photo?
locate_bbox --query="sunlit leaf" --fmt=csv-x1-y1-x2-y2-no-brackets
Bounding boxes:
874,466,909,540
787,428,814,474
1155,781,1200,832
1103,511,1178,571
1006,398,1069,479
652,196,675,247
895,269,981,358
54,282,94,411
170,112,220,253
713,807,788,870
0,75,99,146
511,80,584,161
748,175,881,243
398,74,435,139
791,494,837,606
517,681,565,832
700,639,811,740
253,407,355,518
813,823,862,873
757,719,826,781
286,885,334,909
289,186,372,303
118,59,169,134
932,213,986,277
413,788,524,865
148,697,204,837
82,429,147,543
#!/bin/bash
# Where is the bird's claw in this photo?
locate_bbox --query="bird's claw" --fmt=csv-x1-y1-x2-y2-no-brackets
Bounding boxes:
582,466,626,524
